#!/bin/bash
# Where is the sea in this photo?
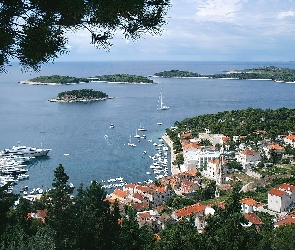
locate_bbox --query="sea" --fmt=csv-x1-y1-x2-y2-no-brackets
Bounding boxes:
1,60,295,194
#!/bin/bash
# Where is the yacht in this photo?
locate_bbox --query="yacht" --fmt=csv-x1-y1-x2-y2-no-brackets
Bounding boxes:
138,124,147,131
1,142,51,157
110,124,115,128
128,135,136,147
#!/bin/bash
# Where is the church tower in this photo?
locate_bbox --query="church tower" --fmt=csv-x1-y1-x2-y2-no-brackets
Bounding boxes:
216,146,227,186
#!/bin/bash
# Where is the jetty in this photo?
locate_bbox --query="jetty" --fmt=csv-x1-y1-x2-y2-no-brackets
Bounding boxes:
162,134,180,175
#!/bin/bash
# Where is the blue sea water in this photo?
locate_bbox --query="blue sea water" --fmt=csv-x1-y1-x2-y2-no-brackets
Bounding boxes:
1,61,295,193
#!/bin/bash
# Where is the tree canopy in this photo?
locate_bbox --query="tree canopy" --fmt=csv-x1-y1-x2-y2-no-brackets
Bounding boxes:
0,0,171,73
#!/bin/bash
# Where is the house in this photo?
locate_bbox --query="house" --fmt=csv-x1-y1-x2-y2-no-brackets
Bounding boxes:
27,209,47,223
274,215,295,227
137,210,157,228
237,149,261,170
202,157,227,185
111,189,129,203
284,134,295,148
264,144,285,159
240,198,259,213
268,183,295,212
243,213,263,226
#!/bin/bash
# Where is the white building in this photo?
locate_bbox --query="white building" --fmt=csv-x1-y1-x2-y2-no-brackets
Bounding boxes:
284,134,295,148
237,149,261,170
182,145,220,172
202,157,227,185
268,183,295,212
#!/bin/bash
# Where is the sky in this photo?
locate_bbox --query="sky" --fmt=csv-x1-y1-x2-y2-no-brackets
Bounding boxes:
58,0,295,62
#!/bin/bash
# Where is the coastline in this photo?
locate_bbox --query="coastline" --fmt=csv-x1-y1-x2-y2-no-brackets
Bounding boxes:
162,134,181,175
48,96,115,102
19,80,79,85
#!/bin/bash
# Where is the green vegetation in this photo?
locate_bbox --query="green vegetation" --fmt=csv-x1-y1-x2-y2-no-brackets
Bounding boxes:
0,1,170,73
92,74,154,83
154,70,201,78
27,74,154,84
211,66,295,82
2,170,295,250
29,75,89,84
55,89,108,102
154,66,295,82
166,107,295,153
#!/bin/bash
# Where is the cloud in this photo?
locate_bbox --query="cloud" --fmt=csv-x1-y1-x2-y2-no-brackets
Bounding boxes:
278,10,295,19
194,0,244,22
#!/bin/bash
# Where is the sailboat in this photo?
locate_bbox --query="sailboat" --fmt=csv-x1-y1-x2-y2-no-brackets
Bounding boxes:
157,92,169,110
134,129,141,138
128,135,136,147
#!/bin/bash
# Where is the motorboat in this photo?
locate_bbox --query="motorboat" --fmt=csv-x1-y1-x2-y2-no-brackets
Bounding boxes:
110,124,115,128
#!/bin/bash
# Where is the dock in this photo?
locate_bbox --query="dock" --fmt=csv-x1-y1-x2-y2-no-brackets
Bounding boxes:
161,134,181,175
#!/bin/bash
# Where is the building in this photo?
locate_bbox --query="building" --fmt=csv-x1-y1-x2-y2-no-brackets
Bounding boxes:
237,149,261,170
284,134,295,148
268,183,295,212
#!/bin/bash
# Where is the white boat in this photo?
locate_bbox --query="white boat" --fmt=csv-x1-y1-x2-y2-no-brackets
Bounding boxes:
138,124,147,131
110,124,115,128
1,142,51,157
157,122,162,125
157,92,169,110
128,135,136,147
134,130,141,138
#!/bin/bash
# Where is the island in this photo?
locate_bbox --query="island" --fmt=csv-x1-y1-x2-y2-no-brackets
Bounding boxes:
20,75,90,85
88,74,155,84
153,66,295,83
48,89,114,102
153,70,202,78
20,74,155,85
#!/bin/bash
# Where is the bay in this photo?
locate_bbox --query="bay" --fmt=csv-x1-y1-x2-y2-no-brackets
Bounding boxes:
1,61,295,193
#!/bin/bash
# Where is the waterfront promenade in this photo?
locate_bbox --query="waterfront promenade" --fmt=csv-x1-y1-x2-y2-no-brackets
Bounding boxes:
162,134,181,175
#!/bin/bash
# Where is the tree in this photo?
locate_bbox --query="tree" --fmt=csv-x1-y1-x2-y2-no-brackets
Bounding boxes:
172,153,184,169
72,181,121,250
0,0,171,73
44,164,74,249
0,184,18,236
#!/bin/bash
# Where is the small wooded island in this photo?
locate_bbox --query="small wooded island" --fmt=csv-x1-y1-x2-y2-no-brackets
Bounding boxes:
154,66,295,83
20,74,155,85
49,89,113,102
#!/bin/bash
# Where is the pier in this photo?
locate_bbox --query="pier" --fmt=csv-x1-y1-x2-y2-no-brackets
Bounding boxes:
162,134,181,175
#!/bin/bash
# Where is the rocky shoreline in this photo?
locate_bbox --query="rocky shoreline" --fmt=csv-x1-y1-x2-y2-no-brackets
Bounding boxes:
48,96,115,103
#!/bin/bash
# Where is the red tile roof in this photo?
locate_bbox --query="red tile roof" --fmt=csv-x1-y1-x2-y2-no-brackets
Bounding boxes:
285,134,295,141
183,142,201,150
244,213,263,225
241,149,259,155
138,211,152,219
180,133,191,138
240,198,257,206
275,215,295,227
175,203,206,218
133,192,144,201
269,188,285,197
222,136,230,142
268,144,285,150
125,183,137,189
280,183,295,192
112,189,128,198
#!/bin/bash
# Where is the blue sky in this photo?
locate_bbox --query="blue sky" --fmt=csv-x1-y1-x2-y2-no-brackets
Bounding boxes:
59,0,295,62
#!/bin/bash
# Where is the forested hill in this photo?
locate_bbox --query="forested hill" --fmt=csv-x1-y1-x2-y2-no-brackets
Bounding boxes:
154,66,295,82
166,107,295,152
